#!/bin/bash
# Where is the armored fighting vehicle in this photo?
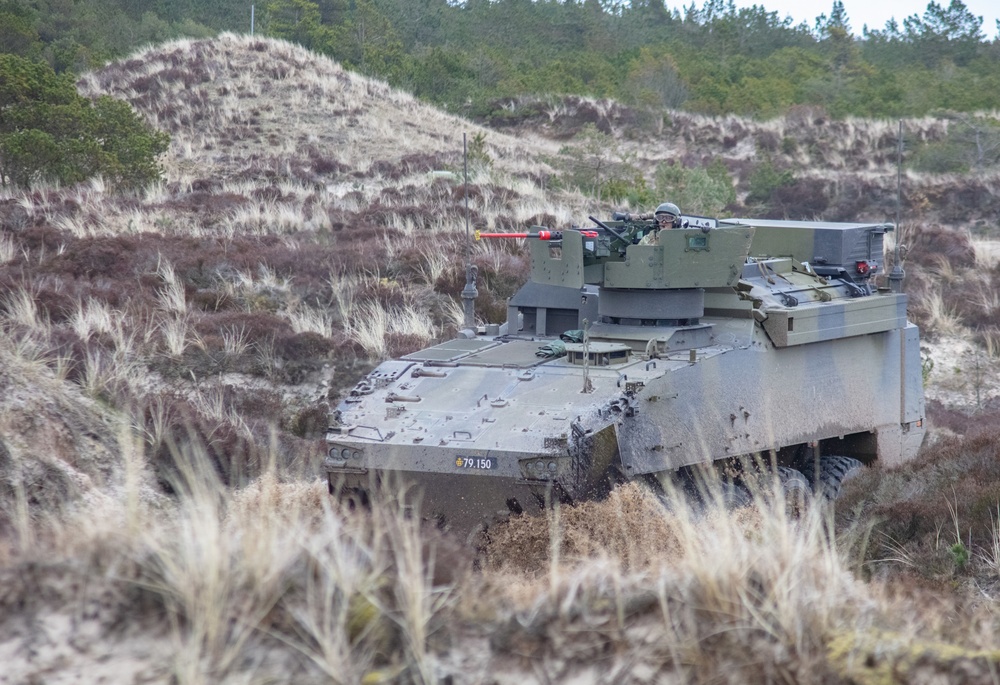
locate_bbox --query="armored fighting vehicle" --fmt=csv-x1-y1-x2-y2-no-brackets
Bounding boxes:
325,212,925,533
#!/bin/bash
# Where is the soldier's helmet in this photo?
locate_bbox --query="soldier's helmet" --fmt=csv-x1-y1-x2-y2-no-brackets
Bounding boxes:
654,202,681,228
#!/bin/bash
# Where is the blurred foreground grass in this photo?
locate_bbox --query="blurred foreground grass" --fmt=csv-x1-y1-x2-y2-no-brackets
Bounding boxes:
2,437,1000,684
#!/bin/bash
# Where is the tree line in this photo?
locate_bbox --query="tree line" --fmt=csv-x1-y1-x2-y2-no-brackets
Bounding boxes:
259,0,1000,119
2,0,1000,120
2,0,1000,190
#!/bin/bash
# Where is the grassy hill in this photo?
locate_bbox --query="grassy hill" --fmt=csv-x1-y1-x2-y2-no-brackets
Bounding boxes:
1,34,1000,683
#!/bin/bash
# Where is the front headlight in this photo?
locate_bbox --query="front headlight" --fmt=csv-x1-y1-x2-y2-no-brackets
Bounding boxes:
518,456,567,480
326,444,363,468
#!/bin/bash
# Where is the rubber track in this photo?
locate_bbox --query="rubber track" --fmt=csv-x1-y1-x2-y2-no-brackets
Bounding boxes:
800,456,864,499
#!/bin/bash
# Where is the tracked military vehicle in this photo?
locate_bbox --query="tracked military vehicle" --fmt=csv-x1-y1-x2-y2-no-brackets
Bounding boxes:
325,212,925,532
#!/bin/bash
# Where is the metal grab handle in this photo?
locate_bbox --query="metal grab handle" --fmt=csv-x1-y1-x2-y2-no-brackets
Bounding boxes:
412,367,447,378
349,425,385,442
386,393,421,403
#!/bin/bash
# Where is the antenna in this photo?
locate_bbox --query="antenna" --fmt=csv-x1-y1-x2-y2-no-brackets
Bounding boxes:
581,319,593,394
460,133,478,330
889,119,905,294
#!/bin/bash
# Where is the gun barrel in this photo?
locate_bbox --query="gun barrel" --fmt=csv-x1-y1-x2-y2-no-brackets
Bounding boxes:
477,231,551,240
477,229,599,241
478,230,570,240
478,232,529,239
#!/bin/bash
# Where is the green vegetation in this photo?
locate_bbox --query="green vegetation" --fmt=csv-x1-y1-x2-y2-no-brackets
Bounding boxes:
555,124,640,203
2,0,1000,120
745,155,796,206
0,54,169,190
552,123,744,210
656,158,736,216
265,0,1000,118
910,113,1000,173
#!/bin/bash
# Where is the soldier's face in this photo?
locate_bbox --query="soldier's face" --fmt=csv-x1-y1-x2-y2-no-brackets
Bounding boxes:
657,215,674,229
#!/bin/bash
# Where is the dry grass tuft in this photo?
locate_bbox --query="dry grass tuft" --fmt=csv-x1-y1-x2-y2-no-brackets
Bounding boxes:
344,299,442,359
4,430,1000,683
482,483,683,574
972,237,1000,269
1,449,457,684
469,473,1000,683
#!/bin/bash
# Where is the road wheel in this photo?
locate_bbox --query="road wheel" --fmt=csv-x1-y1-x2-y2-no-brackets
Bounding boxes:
777,466,811,517
800,456,864,500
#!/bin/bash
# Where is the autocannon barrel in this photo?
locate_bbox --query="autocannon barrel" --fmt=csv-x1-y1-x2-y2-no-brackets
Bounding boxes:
476,230,598,240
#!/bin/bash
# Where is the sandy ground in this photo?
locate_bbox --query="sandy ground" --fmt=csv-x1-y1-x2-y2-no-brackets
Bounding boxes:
922,334,1000,410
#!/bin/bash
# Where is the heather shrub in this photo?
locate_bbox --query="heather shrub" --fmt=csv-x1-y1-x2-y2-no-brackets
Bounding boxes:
904,224,976,270
143,395,263,489
162,191,250,223
272,331,340,384
153,340,235,379
353,276,410,311
0,439,80,526
926,399,1000,438
229,390,285,428
195,311,293,343
360,201,444,231
0,201,30,231
368,152,454,180
274,331,335,362
285,403,330,439
189,287,235,312
17,224,66,253
387,237,455,284
523,213,559,228
949,280,1000,331
30,285,77,324
51,235,143,279
838,428,1000,580
41,327,92,384
768,178,829,218
384,332,428,358
826,176,896,222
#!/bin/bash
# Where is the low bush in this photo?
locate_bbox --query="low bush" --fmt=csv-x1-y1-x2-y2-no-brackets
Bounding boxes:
768,178,829,218
142,394,264,489
838,428,1000,581
905,224,976,270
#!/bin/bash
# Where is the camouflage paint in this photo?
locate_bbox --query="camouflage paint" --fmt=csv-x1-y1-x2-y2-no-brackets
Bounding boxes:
327,217,925,533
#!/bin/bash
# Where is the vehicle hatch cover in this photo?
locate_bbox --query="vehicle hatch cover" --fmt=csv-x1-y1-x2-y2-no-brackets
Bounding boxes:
404,339,500,362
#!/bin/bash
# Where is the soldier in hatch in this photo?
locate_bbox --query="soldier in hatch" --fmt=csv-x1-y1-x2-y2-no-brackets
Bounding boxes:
640,202,684,244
